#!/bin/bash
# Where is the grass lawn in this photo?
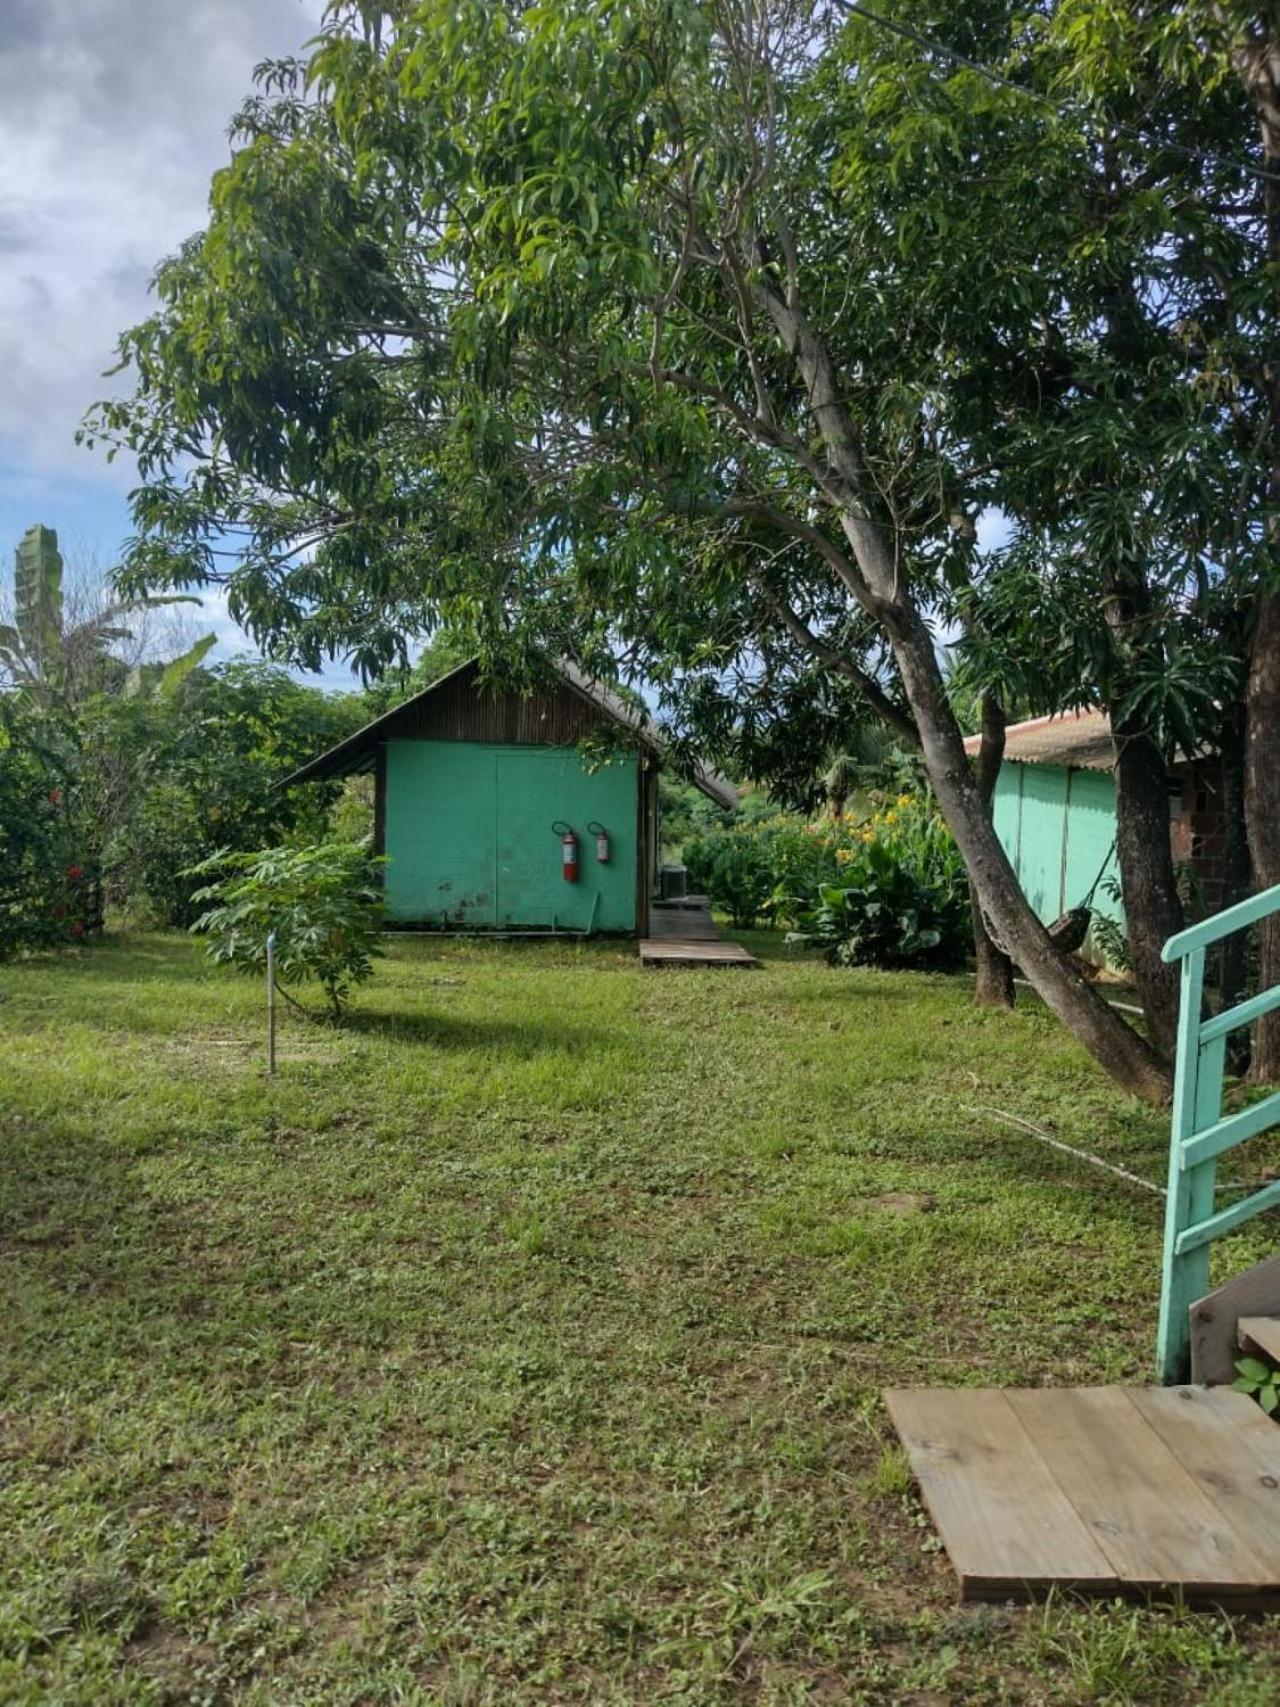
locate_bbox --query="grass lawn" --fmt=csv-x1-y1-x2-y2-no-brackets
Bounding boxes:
4,932,1280,1704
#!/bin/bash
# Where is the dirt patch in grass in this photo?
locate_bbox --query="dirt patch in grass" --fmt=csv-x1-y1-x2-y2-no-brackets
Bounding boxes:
862,1191,936,1216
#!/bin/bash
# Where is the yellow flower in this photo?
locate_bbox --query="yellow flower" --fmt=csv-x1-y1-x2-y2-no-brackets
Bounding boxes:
836,847,853,864
897,793,913,808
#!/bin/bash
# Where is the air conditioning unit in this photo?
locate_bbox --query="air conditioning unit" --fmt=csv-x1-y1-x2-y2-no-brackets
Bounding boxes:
659,863,688,900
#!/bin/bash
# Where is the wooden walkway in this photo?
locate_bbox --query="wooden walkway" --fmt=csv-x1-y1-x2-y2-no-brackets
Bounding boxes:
640,898,758,967
886,1384,1280,1609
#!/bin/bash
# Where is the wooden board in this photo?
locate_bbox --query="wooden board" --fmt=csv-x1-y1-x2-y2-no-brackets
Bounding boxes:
1128,1384,1280,1585
647,906,720,942
1007,1388,1268,1594
639,938,758,967
888,1384,1280,1608
1239,1317,1280,1364
1190,1253,1280,1386
884,1390,1114,1599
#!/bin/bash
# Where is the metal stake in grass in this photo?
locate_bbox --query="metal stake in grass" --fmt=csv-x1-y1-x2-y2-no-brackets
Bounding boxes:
266,929,277,1075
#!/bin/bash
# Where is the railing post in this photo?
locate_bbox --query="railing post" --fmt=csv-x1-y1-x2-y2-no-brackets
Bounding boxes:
1156,882,1280,1381
1157,947,1223,1382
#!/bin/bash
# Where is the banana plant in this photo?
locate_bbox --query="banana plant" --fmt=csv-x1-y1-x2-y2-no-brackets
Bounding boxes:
124,632,219,701
1,524,213,708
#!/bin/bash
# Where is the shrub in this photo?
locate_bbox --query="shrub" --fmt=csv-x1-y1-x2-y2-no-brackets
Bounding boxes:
682,820,776,927
683,812,862,928
189,842,385,1019
786,796,971,970
0,711,94,958
100,662,363,926
1088,876,1134,973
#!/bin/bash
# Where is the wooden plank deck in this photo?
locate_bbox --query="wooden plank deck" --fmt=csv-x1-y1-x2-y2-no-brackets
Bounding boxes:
641,898,758,967
648,903,721,942
639,937,758,966
886,1384,1280,1608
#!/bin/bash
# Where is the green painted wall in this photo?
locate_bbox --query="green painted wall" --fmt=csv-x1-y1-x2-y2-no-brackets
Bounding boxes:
991,761,1123,962
383,740,639,930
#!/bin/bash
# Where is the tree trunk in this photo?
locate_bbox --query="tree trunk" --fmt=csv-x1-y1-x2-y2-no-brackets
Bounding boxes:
884,603,1169,1103
1093,542,1185,1062
1219,704,1252,1073
1228,19,1280,1083
970,693,1015,1008
1247,589,1280,1082
1111,716,1184,1062
760,285,1171,1103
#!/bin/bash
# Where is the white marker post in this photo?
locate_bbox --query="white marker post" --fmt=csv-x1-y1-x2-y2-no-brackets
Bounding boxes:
266,929,277,1076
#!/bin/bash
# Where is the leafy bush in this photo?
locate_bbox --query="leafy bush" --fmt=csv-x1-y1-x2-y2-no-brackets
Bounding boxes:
786,796,971,970
0,709,95,958
105,662,362,926
681,820,775,927
657,776,724,859
1088,877,1134,973
189,842,385,1019
683,812,870,928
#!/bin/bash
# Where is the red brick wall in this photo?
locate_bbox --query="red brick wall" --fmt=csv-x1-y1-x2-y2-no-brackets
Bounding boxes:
1171,758,1227,917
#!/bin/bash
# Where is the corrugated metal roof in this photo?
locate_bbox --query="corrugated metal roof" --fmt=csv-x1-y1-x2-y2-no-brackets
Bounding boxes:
962,707,1115,771
283,657,740,809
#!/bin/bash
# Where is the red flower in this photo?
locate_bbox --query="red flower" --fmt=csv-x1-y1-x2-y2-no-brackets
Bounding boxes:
51,903,67,920
47,788,62,806
66,864,84,882
70,921,86,938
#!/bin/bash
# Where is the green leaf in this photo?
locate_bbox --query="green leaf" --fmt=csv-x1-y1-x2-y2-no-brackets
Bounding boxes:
1235,1357,1273,1384
156,632,218,700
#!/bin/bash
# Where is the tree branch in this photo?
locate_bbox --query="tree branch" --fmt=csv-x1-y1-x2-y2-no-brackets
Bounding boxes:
768,594,919,747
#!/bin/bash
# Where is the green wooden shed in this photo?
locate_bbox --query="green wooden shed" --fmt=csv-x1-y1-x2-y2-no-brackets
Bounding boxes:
965,709,1228,967
286,659,736,936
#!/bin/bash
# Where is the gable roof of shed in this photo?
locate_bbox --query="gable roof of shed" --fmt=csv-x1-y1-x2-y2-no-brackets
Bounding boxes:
283,657,740,809
962,707,1115,771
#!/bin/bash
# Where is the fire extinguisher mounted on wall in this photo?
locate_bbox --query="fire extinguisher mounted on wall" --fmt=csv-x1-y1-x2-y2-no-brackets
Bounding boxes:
552,821,579,882
587,820,610,863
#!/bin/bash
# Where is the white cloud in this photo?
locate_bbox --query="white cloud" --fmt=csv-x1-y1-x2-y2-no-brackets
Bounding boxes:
0,1,366,689
191,585,361,690
0,0,324,482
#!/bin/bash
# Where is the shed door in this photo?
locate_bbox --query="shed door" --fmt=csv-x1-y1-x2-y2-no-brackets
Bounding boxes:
494,749,638,931
495,751,588,929
383,741,498,926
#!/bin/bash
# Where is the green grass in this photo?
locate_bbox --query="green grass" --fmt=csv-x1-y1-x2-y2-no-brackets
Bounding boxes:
3,930,1280,1703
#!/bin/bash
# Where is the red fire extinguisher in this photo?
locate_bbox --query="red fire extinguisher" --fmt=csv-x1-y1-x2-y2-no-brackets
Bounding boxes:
553,821,579,882
588,820,610,863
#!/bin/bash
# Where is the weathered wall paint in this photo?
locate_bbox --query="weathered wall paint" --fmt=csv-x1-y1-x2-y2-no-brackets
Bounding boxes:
383,739,639,930
991,761,1123,964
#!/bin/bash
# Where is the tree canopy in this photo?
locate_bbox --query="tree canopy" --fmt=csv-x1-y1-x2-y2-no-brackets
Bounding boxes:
84,0,1280,1098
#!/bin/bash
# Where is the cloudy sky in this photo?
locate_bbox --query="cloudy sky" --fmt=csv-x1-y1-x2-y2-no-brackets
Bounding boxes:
0,0,345,675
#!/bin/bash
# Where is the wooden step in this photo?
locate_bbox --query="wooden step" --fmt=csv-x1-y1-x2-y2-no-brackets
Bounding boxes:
647,907,719,941
640,938,758,967
1191,1251,1280,1384
886,1383,1280,1608
1238,1317,1280,1362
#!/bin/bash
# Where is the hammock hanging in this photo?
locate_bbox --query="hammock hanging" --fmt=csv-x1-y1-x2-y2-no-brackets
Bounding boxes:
1047,841,1116,955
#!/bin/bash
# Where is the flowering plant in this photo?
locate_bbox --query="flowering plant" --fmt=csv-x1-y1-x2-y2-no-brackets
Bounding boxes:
683,811,863,927
786,794,971,969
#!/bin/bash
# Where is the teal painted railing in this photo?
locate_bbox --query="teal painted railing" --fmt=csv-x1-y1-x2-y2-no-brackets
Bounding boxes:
1157,881,1280,1383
